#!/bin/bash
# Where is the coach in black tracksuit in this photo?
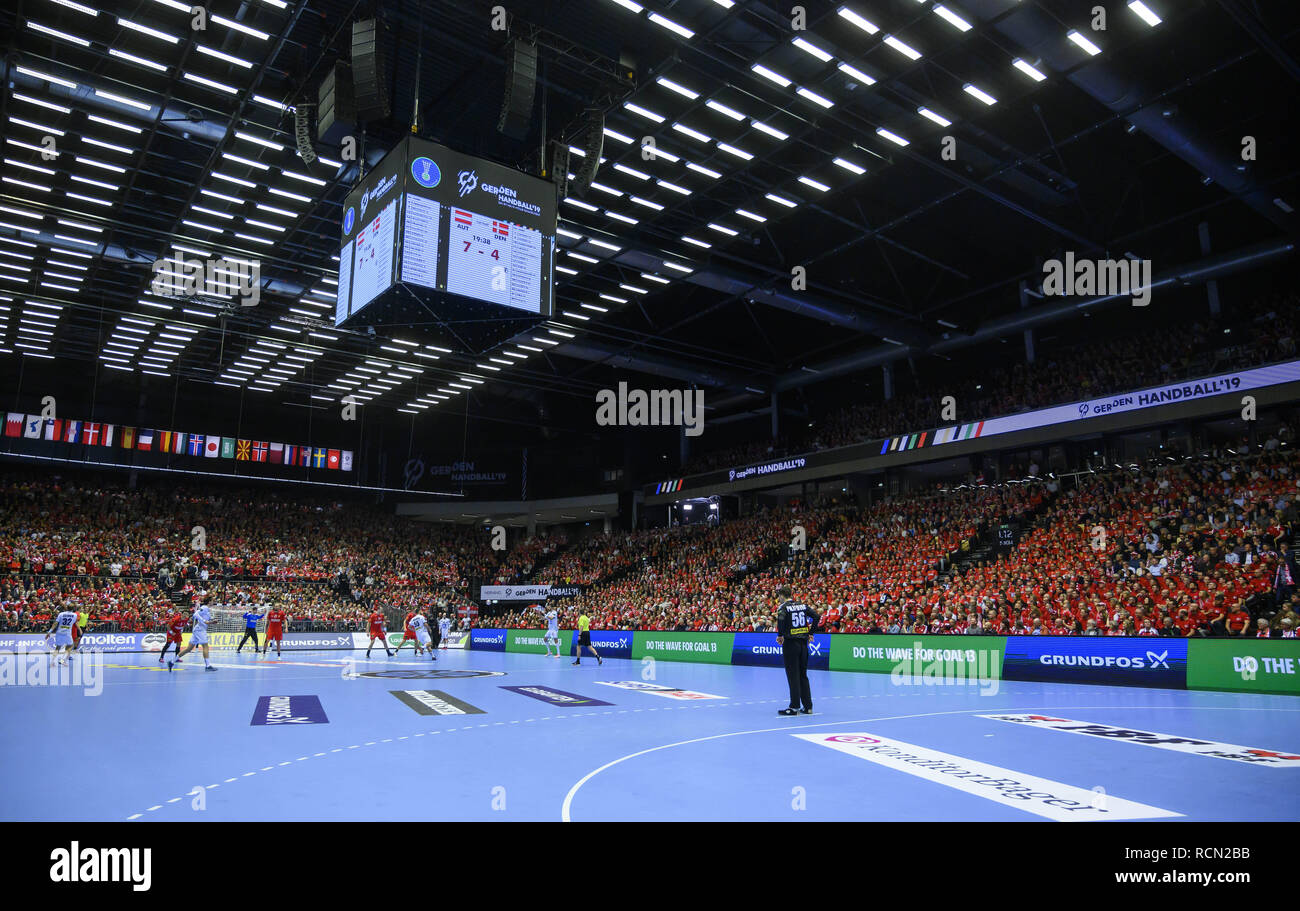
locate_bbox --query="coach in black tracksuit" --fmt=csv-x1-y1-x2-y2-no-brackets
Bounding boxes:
775,585,819,716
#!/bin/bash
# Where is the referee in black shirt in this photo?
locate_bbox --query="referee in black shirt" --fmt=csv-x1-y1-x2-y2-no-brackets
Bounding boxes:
775,586,819,716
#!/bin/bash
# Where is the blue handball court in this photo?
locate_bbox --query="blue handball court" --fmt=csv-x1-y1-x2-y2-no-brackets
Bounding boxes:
1,643,1297,822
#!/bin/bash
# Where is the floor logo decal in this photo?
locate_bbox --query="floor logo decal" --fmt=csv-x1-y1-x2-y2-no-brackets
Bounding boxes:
501,685,613,707
794,731,1182,821
353,669,505,679
390,690,486,716
980,714,1300,766
595,681,725,700
251,695,329,726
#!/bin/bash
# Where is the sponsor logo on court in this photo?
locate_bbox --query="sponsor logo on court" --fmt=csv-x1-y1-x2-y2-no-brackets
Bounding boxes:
390,689,485,716
595,681,724,700
794,732,1182,821
501,685,612,707
250,694,329,725
354,669,505,679
980,714,1300,766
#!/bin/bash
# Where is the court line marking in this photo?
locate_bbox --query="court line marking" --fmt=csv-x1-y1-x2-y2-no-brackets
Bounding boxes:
559,704,1300,822
123,694,791,819
115,685,1300,822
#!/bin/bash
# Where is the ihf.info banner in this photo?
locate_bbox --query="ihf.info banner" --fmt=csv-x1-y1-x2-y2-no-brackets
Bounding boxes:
474,631,1298,694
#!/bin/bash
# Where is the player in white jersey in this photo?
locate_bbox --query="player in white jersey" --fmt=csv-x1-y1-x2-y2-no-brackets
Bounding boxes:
171,602,217,672
531,604,561,658
409,612,436,661
437,614,452,649
45,608,79,664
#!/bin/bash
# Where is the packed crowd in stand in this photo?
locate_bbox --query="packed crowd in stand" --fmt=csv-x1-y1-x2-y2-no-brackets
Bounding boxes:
2,313,1298,640
497,445,1299,637
2,439,1297,638
0,474,504,633
683,293,1300,474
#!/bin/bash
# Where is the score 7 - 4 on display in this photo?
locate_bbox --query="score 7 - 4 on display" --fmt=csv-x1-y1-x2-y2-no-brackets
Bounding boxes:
453,209,507,278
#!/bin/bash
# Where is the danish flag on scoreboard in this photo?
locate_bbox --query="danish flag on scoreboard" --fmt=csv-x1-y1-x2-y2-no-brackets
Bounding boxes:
454,210,473,226
492,220,509,238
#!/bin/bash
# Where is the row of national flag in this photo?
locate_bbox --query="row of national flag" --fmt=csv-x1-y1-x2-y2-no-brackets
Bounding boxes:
4,414,354,471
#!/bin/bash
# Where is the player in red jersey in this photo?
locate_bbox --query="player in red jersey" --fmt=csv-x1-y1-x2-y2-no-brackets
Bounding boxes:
393,609,423,656
265,605,288,657
158,607,186,664
365,608,392,658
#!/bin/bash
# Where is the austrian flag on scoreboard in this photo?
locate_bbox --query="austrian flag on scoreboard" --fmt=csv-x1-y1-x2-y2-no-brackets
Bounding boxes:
454,209,473,226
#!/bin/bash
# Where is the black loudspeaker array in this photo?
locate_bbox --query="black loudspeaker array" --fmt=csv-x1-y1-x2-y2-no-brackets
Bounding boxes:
351,18,391,122
294,104,317,164
549,141,570,198
317,61,354,146
570,111,604,196
498,38,539,140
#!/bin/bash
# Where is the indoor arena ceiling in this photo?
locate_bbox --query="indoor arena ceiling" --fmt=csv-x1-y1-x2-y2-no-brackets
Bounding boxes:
0,0,1297,432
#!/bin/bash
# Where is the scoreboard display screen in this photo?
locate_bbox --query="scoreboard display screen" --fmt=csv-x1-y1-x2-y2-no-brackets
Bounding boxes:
335,136,556,325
